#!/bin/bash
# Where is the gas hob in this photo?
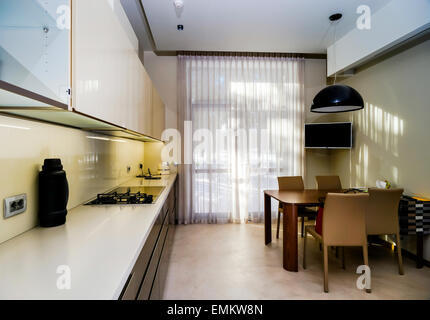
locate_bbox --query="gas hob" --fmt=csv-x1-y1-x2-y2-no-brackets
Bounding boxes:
85,186,165,205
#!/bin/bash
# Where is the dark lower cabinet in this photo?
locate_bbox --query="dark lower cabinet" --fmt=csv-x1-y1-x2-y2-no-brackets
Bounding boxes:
150,208,175,300
120,179,177,300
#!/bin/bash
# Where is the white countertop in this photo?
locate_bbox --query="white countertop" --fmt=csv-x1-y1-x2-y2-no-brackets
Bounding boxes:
0,174,177,300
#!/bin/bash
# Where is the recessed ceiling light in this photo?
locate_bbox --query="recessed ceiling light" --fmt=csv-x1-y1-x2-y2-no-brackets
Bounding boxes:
177,24,184,31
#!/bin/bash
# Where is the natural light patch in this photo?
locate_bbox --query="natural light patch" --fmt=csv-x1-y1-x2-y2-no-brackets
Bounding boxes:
392,166,399,184
355,143,369,187
355,102,404,157
352,101,405,187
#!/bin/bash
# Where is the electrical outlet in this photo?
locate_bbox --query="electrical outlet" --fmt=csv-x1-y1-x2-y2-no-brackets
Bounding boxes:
4,194,27,219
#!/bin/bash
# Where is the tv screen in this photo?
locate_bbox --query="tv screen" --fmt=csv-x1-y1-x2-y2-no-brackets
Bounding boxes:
305,122,352,149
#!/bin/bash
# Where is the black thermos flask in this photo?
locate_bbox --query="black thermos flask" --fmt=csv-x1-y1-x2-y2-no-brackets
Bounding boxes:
38,159,69,227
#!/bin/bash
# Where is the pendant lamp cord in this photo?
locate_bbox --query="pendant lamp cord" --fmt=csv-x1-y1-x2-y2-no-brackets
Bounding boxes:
333,20,338,85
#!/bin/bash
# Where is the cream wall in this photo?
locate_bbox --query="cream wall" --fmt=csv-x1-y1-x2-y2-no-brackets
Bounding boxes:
144,142,165,173
331,37,430,259
0,115,145,244
142,52,178,173
304,58,333,188
143,51,178,131
333,38,430,197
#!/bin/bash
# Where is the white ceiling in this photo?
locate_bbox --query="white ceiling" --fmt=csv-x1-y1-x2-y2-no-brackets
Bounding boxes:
141,0,391,53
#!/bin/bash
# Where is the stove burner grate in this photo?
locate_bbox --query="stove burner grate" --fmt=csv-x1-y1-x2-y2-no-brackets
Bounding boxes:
86,190,154,205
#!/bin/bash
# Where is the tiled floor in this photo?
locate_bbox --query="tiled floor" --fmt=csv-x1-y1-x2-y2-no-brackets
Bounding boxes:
163,223,430,300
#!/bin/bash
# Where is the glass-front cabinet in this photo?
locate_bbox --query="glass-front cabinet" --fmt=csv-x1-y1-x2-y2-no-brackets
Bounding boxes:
0,0,70,106
0,0,163,142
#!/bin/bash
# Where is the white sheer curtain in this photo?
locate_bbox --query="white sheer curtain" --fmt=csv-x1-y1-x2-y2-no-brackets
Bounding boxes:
177,54,305,224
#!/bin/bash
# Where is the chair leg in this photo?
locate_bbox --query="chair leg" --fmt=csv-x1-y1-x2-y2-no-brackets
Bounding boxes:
303,229,307,269
323,245,329,293
301,216,305,238
395,232,404,275
362,244,371,293
276,210,281,239
363,245,369,266
341,247,346,270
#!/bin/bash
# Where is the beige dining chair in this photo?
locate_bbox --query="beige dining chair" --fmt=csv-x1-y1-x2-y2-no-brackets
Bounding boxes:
315,175,343,255
303,193,370,293
316,175,342,190
367,188,404,275
277,176,317,238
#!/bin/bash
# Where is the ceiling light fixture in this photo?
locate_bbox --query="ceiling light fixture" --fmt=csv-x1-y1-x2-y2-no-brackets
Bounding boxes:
174,0,184,9
311,13,364,113
174,0,184,19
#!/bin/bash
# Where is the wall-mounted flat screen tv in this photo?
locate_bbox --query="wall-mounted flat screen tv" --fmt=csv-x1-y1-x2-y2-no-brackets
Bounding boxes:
305,122,352,149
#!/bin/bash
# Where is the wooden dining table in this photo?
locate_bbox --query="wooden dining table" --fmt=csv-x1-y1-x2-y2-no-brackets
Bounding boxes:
264,189,344,272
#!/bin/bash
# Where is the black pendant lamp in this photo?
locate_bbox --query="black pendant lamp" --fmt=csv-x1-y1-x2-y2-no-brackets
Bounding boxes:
311,13,364,113
311,85,364,113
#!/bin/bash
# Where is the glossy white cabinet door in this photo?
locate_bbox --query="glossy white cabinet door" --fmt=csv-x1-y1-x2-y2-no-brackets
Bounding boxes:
72,0,145,132
141,68,153,136
152,86,165,140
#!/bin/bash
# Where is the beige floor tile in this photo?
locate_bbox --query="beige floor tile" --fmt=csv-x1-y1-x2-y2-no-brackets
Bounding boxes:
163,224,430,300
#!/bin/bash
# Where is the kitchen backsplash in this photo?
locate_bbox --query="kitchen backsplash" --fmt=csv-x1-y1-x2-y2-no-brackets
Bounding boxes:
0,115,145,244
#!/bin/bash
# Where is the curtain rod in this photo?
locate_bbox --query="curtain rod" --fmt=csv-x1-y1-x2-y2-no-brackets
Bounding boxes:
156,50,326,59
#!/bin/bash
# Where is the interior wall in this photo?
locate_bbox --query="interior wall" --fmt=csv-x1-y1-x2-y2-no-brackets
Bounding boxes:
144,142,165,173
143,51,178,131
142,52,178,173
303,58,334,188
0,115,145,244
332,37,430,259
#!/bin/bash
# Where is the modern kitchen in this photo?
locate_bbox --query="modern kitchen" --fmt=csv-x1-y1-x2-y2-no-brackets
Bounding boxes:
0,0,176,300
1,0,430,308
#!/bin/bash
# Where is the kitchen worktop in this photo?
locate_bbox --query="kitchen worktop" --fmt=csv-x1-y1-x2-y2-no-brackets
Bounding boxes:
0,174,177,300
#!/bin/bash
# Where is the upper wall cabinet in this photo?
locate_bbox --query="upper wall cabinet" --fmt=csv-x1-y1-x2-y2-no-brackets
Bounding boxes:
72,0,152,135
152,86,165,141
0,0,161,142
0,0,70,104
142,68,153,136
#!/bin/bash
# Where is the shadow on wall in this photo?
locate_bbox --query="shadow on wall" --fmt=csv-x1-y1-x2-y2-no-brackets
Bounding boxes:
351,102,404,188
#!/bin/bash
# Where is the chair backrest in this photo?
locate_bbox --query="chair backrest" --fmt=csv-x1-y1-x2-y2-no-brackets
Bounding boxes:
277,176,304,191
366,188,404,235
316,176,342,190
323,193,368,246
